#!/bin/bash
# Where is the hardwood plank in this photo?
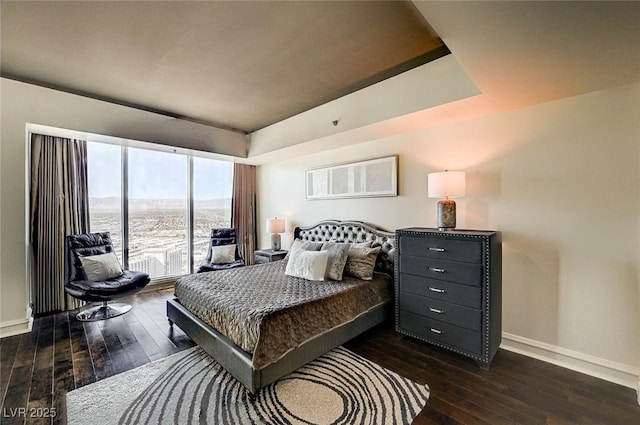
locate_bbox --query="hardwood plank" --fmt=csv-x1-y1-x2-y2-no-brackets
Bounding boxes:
95,317,134,374
52,312,74,425
26,315,55,425
83,320,115,381
106,315,150,368
128,299,180,357
0,335,20,407
121,313,164,361
1,318,40,425
68,310,96,388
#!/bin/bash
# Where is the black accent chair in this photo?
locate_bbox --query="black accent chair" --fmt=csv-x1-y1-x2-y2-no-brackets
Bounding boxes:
197,228,245,273
65,232,150,321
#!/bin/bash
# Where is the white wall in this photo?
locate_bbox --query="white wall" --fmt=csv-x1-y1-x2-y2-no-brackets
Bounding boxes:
257,82,640,387
0,78,247,336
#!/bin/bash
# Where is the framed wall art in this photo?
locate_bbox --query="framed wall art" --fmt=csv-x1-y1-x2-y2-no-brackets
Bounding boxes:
305,155,398,200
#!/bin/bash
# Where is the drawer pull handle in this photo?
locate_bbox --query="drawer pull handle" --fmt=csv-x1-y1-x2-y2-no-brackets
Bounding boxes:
430,328,443,334
429,267,445,273
428,287,445,293
429,307,444,314
428,247,445,252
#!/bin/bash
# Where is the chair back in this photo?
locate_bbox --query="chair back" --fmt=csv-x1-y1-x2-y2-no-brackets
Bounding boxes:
202,228,243,263
66,232,115,283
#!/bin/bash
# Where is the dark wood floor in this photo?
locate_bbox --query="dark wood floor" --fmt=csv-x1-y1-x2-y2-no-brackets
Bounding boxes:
1,288,639,425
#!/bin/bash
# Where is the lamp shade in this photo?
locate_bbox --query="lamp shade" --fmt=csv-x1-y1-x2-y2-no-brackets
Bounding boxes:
428,171,466,198
266,218,285,234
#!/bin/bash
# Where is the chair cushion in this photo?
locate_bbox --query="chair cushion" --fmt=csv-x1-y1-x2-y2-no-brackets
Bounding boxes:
197,258,245,273
65,270,150,302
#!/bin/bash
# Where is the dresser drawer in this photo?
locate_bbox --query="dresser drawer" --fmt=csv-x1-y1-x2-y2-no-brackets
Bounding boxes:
400,236,482,263
398,310,482,355
400,255,482,286
399,273,481,309
399,292,482,331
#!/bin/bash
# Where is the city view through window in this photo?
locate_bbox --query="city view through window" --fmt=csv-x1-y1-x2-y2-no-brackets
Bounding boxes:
87,142,232,278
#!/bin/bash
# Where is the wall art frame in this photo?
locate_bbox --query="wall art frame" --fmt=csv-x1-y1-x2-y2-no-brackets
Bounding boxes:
305,155,398,200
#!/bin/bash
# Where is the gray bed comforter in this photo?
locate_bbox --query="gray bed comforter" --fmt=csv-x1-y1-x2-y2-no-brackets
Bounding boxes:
174,260,392,370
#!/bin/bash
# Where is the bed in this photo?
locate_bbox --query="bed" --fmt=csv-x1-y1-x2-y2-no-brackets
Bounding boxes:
166,220,396,393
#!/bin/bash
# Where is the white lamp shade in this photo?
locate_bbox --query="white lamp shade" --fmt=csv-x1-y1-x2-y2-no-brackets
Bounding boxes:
266,218,285,234
428,171,466,198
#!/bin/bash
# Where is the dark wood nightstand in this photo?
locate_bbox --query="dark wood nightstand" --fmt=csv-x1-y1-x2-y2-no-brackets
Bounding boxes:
254,249,288,264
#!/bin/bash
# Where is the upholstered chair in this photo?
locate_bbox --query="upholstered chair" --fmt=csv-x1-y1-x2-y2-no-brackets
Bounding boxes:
197,228,245,273
65,232,150,321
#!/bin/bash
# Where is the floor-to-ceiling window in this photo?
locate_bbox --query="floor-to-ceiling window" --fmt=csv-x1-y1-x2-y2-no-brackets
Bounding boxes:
87,141,233,279
87,142,123,262
192,156,233,269
128,147,188,278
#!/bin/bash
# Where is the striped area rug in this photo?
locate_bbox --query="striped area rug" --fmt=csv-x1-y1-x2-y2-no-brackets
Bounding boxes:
67,346,429,424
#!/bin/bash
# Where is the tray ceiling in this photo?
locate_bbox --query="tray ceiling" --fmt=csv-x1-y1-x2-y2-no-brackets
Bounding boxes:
1,1,447,133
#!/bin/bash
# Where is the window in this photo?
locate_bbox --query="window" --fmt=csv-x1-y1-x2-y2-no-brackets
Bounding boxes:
193,157,233,268
128,148,188,278
87,143,123,262
87,141,233,279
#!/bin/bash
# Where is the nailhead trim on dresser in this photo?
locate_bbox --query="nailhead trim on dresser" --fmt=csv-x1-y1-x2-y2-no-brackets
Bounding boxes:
394,228,502,367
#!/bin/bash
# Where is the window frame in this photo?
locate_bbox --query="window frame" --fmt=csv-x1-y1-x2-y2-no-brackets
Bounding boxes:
87,140,233,282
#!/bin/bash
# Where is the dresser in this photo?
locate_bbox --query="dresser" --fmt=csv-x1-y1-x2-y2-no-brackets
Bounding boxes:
395,228,502,368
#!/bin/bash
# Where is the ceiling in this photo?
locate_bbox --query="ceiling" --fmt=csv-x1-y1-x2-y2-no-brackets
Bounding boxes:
0,0,447,134
2,1,638,161
245,1,640,164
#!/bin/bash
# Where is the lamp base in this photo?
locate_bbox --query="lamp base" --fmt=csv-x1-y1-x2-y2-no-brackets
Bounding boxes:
270,233,281,251
437,198,457,231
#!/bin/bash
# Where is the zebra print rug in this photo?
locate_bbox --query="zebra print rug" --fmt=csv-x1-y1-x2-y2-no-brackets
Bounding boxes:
67,346,429,424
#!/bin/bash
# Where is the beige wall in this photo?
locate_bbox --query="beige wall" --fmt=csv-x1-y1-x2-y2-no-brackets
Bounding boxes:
0,78,247,335
257,82,640,385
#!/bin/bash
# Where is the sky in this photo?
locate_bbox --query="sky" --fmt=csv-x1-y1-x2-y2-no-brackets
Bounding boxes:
87,141,233,200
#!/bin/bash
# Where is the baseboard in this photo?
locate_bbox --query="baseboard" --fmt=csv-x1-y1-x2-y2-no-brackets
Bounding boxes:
501,332,639,392
0,308,33,338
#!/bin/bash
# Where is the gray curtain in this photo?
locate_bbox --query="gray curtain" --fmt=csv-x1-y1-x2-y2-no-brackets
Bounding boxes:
231,163,257,265
30,134,90,314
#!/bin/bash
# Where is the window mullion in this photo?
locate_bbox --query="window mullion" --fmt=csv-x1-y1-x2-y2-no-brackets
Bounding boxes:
122,145,129,270
187,155,194,274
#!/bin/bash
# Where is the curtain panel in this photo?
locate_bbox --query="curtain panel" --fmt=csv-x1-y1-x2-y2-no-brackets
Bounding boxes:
231,163,257,265
30,134,90,314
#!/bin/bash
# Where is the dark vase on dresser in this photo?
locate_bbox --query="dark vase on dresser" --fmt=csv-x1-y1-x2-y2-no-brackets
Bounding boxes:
395,228,502,368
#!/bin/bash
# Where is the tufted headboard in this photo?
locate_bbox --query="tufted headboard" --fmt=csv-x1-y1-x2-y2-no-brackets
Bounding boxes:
293,220,396,276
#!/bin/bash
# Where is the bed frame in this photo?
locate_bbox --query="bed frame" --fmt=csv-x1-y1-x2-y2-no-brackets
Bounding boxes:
166,220,396,393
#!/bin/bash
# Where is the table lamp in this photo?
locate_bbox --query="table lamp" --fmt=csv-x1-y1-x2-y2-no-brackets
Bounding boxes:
266,218,286,250
428,171,466,231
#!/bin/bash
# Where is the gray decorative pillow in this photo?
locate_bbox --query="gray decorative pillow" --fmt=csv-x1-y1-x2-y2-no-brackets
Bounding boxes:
211,244,236,264
79,252,123,281
345,246,381,280
321,242,351,281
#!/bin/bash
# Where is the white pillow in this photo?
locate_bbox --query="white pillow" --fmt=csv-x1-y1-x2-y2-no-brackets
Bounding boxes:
211,244,236,264
285,250,329,281
79,252,123,281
